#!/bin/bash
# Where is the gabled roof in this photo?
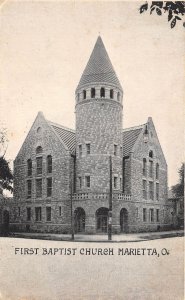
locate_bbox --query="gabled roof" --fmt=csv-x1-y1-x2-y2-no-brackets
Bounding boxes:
48,119,145,157
76,36,123,91
48,121,76,154
122,125,145,157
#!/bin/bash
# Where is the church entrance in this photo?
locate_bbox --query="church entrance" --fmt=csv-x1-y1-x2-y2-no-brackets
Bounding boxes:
74,207,85,233
96,207,109,233
120,208,128,233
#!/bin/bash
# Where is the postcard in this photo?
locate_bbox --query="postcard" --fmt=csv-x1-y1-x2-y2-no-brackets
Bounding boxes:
0,1,184,299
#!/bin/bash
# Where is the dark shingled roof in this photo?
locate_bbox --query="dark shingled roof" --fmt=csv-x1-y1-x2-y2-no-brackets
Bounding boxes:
49,121,76,154
122,125,145,157
77,36,123,91
49,120,145,157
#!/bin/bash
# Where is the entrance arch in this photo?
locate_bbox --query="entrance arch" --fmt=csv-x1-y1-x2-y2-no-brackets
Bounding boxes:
120,208,128,233
74,207,85,233
96,207,109,233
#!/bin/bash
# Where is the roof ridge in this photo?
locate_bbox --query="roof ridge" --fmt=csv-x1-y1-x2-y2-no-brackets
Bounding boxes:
48,121,75,133
122,124,146,132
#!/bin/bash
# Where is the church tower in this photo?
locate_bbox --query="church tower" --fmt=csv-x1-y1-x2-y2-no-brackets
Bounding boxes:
75,36,123,194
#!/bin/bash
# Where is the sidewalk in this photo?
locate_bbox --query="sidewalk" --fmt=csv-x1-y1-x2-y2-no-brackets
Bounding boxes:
8,229,184,243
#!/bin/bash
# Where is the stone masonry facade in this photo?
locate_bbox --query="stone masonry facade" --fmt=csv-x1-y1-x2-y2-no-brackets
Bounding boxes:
7,36,173,234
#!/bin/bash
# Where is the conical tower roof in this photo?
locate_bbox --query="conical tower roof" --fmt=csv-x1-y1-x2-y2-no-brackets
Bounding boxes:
76,36,123,91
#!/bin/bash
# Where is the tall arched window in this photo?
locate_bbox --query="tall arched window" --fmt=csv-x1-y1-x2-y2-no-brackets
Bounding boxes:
117,92,120,101
47,155,52,173
156,163,159,180
110,89,114,99
83,90,86,100
27,159,32,176
36,146,43,154
149,160,153,178
143,158,146,176
100,87,105,98
91,88,95,98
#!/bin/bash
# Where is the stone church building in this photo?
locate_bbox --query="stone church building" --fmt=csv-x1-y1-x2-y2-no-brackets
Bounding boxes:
10,36,172,234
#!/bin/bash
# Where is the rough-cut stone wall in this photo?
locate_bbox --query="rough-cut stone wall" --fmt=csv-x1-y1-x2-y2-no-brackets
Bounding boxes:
9,112,172,234
123,157,131,194
75,97,123,194
121,118,170,232
12,112,72,232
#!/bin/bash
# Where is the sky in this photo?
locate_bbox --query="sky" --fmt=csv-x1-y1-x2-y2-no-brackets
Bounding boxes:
0,0,184,188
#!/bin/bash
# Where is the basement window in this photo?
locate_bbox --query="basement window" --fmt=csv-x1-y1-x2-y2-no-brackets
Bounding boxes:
35,207,42,222
26,207,31,221
46,207,51,222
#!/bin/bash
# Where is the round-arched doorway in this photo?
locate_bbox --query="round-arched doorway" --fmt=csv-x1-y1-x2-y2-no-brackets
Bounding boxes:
74,207,85,233
96,207,109,233
120,208,128,233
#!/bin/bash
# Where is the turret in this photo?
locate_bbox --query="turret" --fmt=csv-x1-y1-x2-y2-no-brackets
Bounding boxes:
75,36,123,194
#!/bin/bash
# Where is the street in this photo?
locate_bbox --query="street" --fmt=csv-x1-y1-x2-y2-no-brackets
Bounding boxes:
0,237,184,300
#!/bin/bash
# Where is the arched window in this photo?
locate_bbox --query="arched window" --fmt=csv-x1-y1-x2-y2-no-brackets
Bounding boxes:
47,155,52,173
36,146,43,154
143,158,146,176
110,89,114,99
117,92,120,101
156,163,159,180
27,159,32,176
100,87,105,98
36,157,42,175
83,90,86,100
149,150,153,158
149,160,153,178
91,88,95,98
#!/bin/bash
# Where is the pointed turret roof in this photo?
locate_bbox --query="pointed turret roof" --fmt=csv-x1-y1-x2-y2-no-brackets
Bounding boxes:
76,36,123,91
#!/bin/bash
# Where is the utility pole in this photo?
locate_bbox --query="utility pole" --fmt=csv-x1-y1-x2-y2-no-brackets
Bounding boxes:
70,155,75,241
108,155,112,241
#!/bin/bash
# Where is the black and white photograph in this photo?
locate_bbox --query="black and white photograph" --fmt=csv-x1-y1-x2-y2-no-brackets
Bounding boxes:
0,1,184,299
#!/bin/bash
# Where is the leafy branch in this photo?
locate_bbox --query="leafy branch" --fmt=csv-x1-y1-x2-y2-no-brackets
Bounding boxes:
140,1,185,28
